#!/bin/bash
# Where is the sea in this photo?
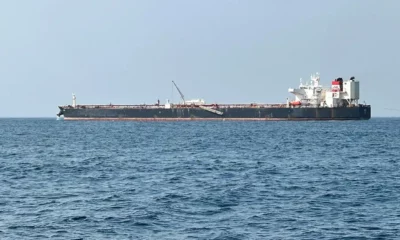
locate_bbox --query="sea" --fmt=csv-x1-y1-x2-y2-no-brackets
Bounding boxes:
0,118,399,239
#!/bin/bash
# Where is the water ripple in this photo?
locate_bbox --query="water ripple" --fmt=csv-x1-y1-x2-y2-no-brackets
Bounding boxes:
0,118,399,239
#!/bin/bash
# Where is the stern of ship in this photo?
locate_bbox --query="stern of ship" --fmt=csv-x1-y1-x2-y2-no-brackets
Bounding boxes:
359,104,371,120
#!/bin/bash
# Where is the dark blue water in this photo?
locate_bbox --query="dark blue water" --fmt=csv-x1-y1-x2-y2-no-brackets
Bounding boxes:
0,118,399,239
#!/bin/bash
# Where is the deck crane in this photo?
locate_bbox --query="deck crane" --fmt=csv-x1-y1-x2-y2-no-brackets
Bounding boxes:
172,80,186,105
171,81,223,115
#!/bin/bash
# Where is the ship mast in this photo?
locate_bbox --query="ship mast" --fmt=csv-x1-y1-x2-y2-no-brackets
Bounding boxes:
172,81,185,104
72,93,76,107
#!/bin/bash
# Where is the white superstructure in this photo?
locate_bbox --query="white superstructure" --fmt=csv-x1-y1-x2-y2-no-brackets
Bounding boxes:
72,93,77,107
184,99,205,105
288,73,360,108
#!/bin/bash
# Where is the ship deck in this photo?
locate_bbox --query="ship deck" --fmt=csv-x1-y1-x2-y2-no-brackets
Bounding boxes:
59,103,287,109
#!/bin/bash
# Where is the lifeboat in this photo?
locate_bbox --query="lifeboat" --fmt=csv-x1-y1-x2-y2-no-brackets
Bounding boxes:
290,101,301,106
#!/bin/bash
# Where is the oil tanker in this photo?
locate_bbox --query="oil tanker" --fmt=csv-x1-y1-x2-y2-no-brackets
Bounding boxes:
56,73,371,121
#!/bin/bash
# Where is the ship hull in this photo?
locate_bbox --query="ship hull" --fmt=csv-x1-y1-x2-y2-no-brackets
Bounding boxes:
58,105,371,121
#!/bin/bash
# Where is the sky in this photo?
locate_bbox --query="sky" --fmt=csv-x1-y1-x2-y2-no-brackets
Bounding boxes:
0,0,399,117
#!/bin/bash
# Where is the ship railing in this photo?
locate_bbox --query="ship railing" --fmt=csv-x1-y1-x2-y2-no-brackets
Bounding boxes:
203,104,287,108
60,103,288,109
67,104,167,109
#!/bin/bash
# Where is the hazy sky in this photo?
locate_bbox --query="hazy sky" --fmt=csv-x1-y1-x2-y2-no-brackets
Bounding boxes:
1,0,399,117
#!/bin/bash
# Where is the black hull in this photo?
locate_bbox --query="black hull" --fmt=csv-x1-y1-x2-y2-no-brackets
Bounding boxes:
57,105,371,121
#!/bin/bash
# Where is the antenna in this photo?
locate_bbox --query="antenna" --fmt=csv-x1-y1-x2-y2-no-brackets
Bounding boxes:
171,82,174,104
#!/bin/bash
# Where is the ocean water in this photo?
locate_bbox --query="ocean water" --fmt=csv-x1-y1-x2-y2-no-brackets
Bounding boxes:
0,118,399,239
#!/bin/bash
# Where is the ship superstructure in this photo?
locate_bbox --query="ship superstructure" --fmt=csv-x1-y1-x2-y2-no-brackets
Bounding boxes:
288,72,360,108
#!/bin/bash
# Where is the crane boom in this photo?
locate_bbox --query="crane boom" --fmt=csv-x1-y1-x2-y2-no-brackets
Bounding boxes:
172,81,185,104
